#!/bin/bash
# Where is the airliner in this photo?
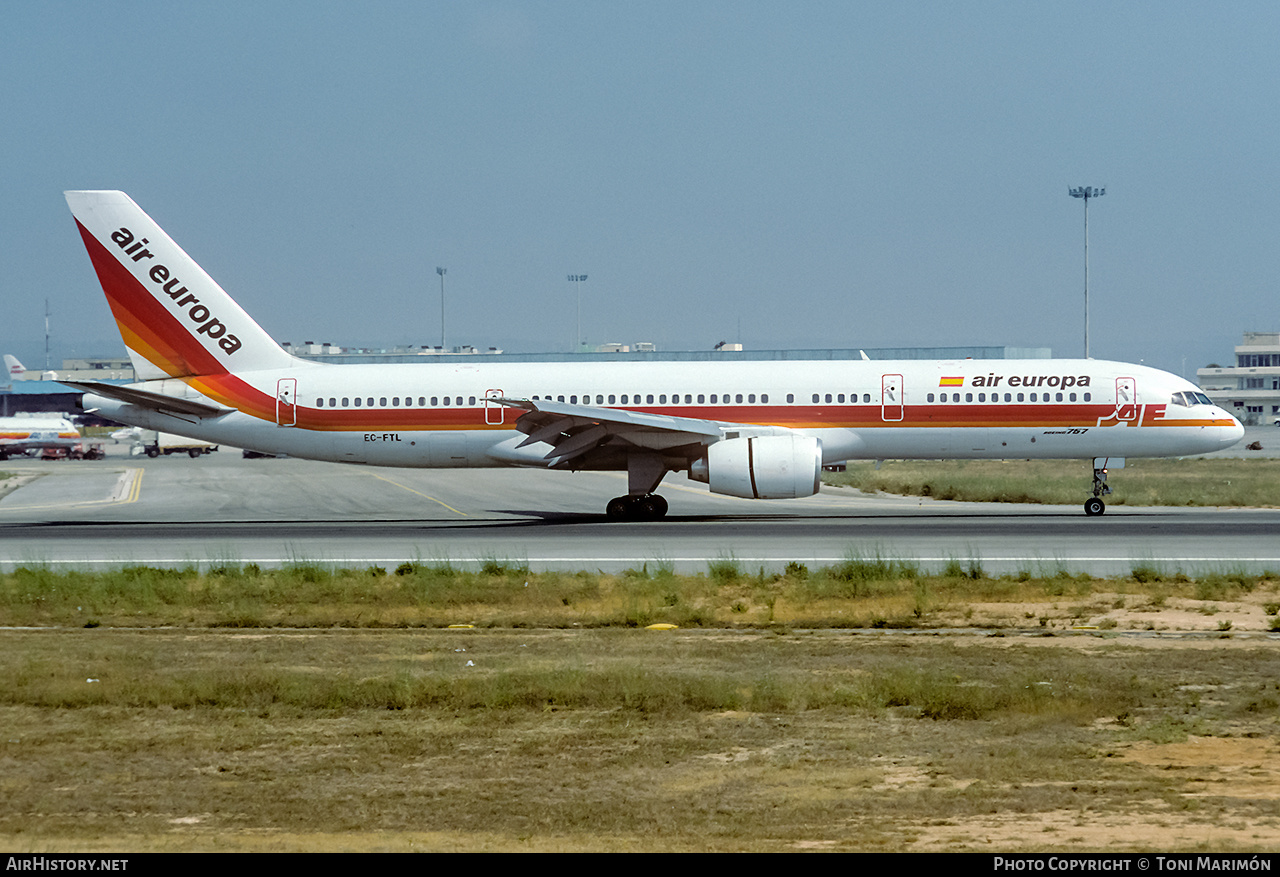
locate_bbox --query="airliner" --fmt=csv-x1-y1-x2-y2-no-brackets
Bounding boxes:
4,355,25,385
62,190,1243,517
0,356,82,459
0,413,81,460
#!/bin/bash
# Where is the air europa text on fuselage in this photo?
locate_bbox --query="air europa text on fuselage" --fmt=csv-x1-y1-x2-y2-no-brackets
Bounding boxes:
109,227,242,355
968,374,1092,389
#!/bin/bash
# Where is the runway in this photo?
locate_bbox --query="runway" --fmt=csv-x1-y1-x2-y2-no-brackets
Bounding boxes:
2,441,1279,574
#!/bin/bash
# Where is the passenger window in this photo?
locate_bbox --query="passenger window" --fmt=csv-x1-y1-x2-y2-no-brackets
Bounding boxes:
748,394,756,403
430,397,438,406
442,397,449,406
1016,393,1024,402
711,394,718,404
354,397,362,407
1056,392,1063,402
646,394,654,404
685,394,692,404
837,394,845,403
928,393,935,402
761,394,768,403
736,394,744,403
863,394,870,403
329,397,336,407
468,397,475,406
787,394,794,403
608,395,616,404
1083,393,1091,402
1069,393,1076,402
596,395,604,405
342,397,349,406
697,394,705,404
965,393,973,402
570,395,577,404
380,397,387,407
824,394,832,403
659,395,667,404
316,398,324,407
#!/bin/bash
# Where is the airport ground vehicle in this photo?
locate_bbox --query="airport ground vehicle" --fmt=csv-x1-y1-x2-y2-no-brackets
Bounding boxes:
62,190,1244,517
70,442,105,460
134,430,217,458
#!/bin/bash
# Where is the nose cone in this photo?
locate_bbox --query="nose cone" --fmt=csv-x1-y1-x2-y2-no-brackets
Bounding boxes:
1218,413,1246,449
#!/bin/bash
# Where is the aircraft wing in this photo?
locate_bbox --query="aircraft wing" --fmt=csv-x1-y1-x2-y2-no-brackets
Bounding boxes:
60,381,233,419
490,396,729,465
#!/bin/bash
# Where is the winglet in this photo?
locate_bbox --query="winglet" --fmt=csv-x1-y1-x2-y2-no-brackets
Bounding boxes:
64,191,297,379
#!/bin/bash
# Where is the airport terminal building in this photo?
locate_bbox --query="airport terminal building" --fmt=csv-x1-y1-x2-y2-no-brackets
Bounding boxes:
1197,332,1280,426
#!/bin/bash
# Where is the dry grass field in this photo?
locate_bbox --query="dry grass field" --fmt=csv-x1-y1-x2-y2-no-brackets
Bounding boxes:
1,561,1278,852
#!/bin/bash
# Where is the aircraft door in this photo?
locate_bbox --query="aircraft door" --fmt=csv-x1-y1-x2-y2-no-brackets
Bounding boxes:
1115,377,1137,422
484,389,504,425
276,378,297,427
881,374,904,422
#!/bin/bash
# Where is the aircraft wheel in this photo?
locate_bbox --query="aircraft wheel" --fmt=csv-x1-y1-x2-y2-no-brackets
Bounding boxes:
146,447,160,458
606,496,630,519
1084,497,1105,517
640,494,668,519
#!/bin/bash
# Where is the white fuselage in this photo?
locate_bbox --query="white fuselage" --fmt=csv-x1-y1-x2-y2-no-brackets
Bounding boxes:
82,357,1244,469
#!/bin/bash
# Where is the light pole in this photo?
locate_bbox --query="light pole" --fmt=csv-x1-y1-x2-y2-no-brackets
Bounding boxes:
568,274,588,351
436,266,446,350
1068,186,1105,359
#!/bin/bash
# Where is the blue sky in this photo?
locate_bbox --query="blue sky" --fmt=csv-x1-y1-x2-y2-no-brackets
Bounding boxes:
3,2,1278,377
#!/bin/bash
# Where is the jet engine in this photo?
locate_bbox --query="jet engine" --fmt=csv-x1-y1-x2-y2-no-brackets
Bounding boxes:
689,434,823,499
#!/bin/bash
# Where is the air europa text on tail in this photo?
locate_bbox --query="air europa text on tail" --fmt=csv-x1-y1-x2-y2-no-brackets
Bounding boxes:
110,226,242,355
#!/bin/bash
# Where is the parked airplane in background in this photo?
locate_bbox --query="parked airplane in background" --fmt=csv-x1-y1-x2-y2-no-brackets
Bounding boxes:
4,355,24,385
1,355,83,459
0,413,81,460
63,190,1243,517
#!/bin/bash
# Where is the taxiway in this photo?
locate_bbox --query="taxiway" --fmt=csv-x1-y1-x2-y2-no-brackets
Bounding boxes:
1,441,1278,575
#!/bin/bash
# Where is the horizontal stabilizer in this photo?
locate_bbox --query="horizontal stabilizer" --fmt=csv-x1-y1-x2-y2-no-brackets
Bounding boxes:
60,380,232,418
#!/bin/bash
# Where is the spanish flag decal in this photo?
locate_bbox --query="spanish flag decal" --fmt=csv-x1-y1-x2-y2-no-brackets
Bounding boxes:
939,376,964,387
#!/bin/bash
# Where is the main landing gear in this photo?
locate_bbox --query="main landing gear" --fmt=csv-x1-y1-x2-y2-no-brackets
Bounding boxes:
1085,459,1113,517
606,493,669,520
605,451,670,520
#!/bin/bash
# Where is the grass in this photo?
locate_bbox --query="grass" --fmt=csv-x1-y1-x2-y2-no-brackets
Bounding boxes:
1,626,1278,851
822,457,1280,507
2,557,1279,851
2,557,1278,632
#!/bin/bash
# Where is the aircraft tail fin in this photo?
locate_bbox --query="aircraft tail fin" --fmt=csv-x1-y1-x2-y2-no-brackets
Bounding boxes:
64,191,298,379
3,355,23,384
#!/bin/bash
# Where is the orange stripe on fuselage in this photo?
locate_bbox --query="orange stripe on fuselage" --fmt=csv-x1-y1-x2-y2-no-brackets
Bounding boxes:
233,401,1229,433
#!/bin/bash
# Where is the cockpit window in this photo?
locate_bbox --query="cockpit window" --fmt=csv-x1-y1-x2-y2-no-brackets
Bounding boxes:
1171,391,1215,407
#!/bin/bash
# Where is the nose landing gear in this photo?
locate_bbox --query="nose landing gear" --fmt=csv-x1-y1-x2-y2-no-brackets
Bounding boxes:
1085,457,1118,516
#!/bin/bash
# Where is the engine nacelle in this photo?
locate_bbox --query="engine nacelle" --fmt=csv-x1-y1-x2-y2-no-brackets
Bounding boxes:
690,435,823,499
